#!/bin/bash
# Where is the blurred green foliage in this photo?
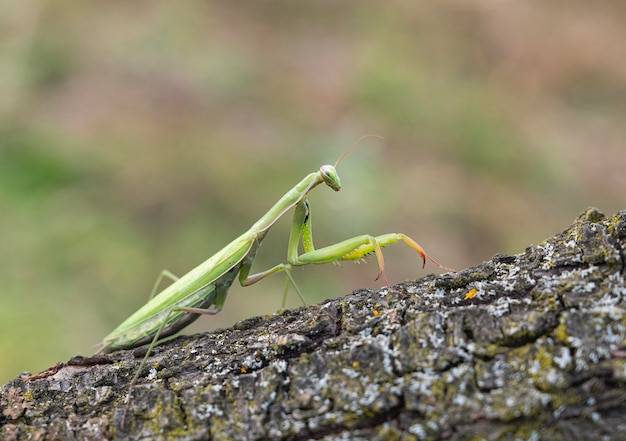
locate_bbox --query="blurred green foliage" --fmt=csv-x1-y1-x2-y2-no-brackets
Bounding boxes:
1,1,625,384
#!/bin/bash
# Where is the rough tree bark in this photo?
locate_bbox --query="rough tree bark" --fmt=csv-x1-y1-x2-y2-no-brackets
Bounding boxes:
2,207,626,441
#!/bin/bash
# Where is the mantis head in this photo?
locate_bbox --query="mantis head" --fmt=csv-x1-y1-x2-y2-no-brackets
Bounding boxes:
320,165,341,191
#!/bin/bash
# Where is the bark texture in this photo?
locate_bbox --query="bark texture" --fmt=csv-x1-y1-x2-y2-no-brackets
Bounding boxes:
2,207,626,441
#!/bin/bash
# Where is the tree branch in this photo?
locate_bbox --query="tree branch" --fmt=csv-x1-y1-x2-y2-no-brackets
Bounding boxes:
2,207,626,440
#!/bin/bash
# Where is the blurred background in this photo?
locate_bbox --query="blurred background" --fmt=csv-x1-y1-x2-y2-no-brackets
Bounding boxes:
1,1,625,384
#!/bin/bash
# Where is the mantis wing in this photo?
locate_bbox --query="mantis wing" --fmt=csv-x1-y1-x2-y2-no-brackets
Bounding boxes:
100,233,257,351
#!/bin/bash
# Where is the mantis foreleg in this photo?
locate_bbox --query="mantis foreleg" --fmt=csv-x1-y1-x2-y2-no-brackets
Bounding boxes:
236,198,449,308
286,198,451,280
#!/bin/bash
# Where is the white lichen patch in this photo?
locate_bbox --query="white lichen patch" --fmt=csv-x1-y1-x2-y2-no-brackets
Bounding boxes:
602,319,626,345
476,358,506,389
196,402,224,418
484,387,552,420
590,305,625,321
431,288,446,299
486,296,514,318
564,239,577,249
405,370,439,397
537,242,555,270
541,367,563,387
273,359,288,373
553,347,573,370
607,271,626,300
210,383,223,392
260,391,276,411
340,367,359,379
572,282,597,294
240,354,264,371
408,423,427,440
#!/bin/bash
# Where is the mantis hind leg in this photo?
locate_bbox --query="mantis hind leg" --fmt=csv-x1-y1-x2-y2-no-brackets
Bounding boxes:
120,307,179,428
148,270,180,300
120,287,222,428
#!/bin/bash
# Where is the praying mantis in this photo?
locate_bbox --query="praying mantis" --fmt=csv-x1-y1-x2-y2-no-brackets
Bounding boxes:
97,138,450,424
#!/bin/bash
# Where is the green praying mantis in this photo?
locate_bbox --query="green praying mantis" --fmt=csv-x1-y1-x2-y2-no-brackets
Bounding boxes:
98,138,451,424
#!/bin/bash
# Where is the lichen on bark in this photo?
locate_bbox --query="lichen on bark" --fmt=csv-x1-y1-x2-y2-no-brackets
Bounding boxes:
2,207,626,440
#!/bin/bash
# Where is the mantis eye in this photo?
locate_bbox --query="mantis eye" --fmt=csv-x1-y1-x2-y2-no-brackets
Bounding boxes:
320,165,341,191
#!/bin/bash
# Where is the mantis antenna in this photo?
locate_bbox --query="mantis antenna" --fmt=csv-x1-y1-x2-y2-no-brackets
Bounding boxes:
334,134,386,168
